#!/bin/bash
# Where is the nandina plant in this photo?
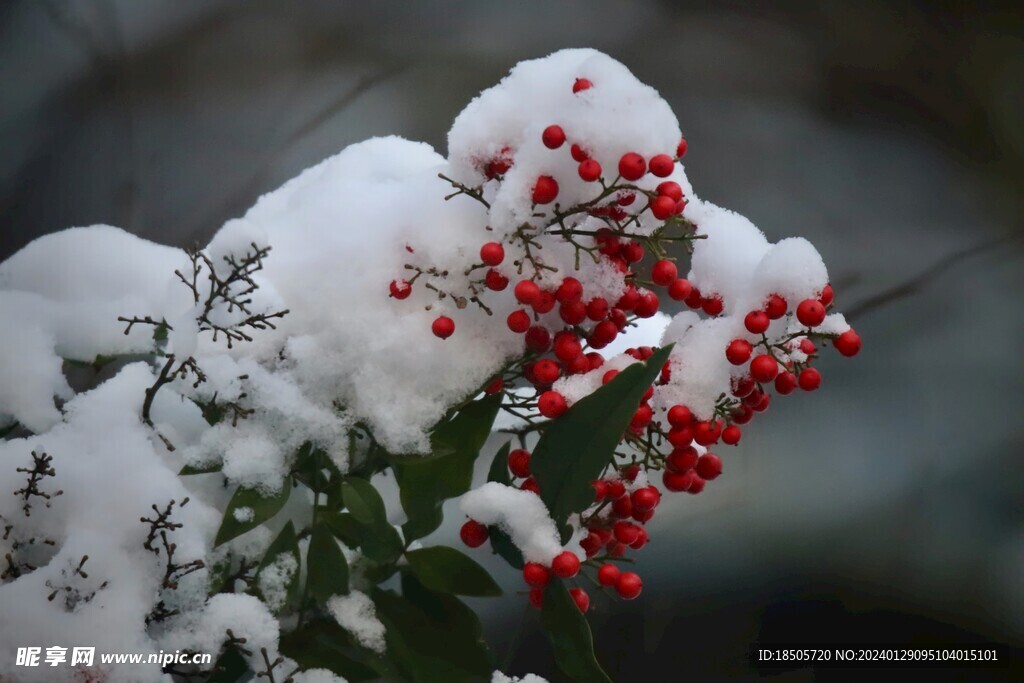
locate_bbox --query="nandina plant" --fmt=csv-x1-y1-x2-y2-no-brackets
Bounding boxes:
0,49,860,683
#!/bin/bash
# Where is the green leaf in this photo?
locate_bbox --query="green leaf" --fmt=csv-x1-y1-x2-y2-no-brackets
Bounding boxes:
214,481,292,547
405,546,501,597
371,574,493,683
256,521,301,613
531,345,673,538
280,619,392,682
292,442,343,494
178,462,222,476
0,421,21,440
541,581,612,683
307,522,350,604
393,394,501,541
325,480,404,565
205,647,249,683
486,441,512,486
487,527,524,570
341,477,378,525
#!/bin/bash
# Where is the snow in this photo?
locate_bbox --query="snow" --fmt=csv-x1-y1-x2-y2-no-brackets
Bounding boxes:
326,590,386,654
460,482,564,563
492,672,549,683
258,552,298,612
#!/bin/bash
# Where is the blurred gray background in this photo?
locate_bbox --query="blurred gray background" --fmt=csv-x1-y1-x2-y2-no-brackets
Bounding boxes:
2,1,1023,680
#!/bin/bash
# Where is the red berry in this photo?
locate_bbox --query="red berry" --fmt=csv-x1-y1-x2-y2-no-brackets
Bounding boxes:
432,316,455,339
485,269,509,291
668,445,699,472
570,143,589,161
528,587,544,609
732,404,754,424
614,521,641,545
667,425,694,448
611,494,632,518
523,562,551,587
722,425,742,445
514,280,541,305
695,453,722,480
799,338,817,355
676,137,688,158
606,480,626,499
484,154,512,179
732,376,756,398
598,563,621,587
586,297,609,321
616,285,640,311
592,480,608,502
726,339,753,365
460,520,489,548
542,125,566,149
617,192,636,206
629,526,649,548
668,278,692,301
685,472,706,494
389,279,412,300
508,448,531,478
586,352,605,370
480,242,504,266
744,310,770,334
525,326,551,352
555,277,584,303
684,285,703,309
663,469,691,492
602,369,619,385
819,283,834,306
798,367,822,391
609,307,628,330
618,153,647,181
520,477,541,495
578,159,602,182
507,309,531,333
631,403,653,431
651,195,677,220
649,153,674,177
532,290,556,314
533,359,560,386
693,419,722,446
538,390,567,418
631,486,660,512
553,332,583,363
796,298,826,327
621,241,645,263
570,587,590,613
834,329,861,357
484,377,503,395
634,291,660,318
764,294,788,319
616,571,643,600
667,405,693,427
702,295,724,316
590,320,619,348
532,175,559,204
774,371,797,395
552,551,581,578
750,354,779,383
573,78,592,93
656,181,683,201
651,259,678,286
581,531,603,557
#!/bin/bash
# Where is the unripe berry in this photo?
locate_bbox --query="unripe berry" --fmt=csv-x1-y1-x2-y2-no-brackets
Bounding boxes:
750,354,779,383
525,325,551,353
552,551,581,578
695,453,722,480
460,520,489,548
798,367,822,391
676,137,688,158
726,339,753,365
538,390,567,418
570,587,590,613
819,283,834,306
514,280,540,305
796,298,827,327
542,124,566,149
618,152,647,181
507,309,531,333
616,571,643,600
578,159,602,182
764,294,788,319
532,290,556,314
523,562,551,587
480,242,504,266
722,425,742,445
668,278,692,301
389,279,412,300
532,175,559,204
651,259,678,286
667,405,693,428
533,359,560,386
656,181,683,201
508,448,531,478
570,143,589,161
774,371,797,395
834,329,862,357
649,154,674,177
598,563,621,587
573,78,592,93
634,291,660,318
744,310,770,334
613,521,641,545
485,269,509,291
667,445,699,472
432,316,455,339
702,295,724,316
651,195,677,220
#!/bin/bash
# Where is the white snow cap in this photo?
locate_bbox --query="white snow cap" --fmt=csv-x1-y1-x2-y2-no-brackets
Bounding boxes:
460,482,565,563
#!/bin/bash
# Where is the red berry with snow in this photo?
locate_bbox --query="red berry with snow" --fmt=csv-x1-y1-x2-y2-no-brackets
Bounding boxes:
676,137,688,157
618,152,647,181
570,143,589,161
389,279,412,299
834,329,862,357
796,298,826,327
538,390,567,418
460,519,489,548
702,295,724,316
432,316,455,339
532,175,559,204
552,551,581,578
573,78,592,93
542,125,566,149
485,269,508,291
